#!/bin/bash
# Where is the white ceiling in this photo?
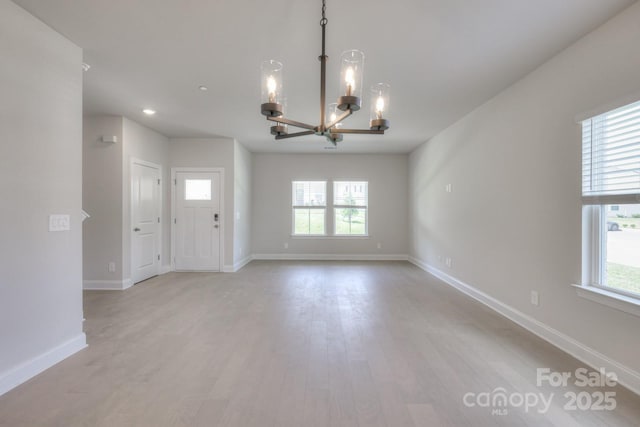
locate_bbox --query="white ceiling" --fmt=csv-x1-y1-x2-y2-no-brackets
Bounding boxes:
14,0,635,153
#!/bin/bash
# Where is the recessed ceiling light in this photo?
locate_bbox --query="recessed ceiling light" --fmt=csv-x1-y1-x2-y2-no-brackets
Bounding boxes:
198,85,208,91
82,62,91,72
142,109,156,116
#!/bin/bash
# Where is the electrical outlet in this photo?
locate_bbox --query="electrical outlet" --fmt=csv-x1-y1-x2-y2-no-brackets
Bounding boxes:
108,262,116,273
531,291,539,307
49,214,70,232
445,183,452,193
377,242,382,249
445,257,452,268
438,255,442,263
284,242,288,249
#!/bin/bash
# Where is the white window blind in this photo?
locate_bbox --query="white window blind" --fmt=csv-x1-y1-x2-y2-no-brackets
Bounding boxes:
333,181,368,207
582,100,640,204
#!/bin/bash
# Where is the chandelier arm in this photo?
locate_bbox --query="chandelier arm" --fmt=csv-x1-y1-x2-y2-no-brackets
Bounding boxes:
267,116,317,131
275,130,315,140
325,109,352,130
332,129,385,135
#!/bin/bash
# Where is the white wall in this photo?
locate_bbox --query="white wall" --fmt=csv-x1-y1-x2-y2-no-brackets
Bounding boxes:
409,2,640,385
0,0,85,395
83,116,170,287
83,116,124,281
122,118,170,277
233,141,252,269
252,154,409,257
86,132,242,277
169,138,236,270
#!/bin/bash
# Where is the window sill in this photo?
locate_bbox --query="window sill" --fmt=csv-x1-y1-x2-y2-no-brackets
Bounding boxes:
291,235,370,239
572,284,640,318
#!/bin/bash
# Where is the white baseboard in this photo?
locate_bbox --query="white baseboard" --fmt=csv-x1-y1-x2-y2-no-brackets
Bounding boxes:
0,333,87,396
225,255,253,272
83,278,133,290
85,268,172,289
252,253,409,261
408,256,640,396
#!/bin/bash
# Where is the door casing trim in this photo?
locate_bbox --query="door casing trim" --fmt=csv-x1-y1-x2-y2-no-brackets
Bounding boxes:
130,158,162,284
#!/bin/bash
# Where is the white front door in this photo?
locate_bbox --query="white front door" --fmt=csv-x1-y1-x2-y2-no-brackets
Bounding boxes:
131,160,161,283
174,171,221,271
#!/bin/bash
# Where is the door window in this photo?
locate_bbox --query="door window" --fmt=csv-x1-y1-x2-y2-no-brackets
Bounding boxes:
185,179,211,200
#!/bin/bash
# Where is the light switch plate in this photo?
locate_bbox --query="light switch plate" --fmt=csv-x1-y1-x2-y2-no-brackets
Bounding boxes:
49,214,70,232
531,290,539,307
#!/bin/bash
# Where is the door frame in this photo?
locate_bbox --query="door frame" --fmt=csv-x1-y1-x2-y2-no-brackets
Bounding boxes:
130,157,162,283
171,167,225,272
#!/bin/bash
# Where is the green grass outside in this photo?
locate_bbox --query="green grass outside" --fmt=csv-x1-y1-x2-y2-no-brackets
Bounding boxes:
606,262,640,295
294,209,366,235
335,209,366,235
294,209,325,235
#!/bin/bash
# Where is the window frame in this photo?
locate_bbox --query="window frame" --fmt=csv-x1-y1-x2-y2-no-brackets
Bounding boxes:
584,204,640,299
291,181,327,236
333,181,369,236
578,99,640,316
290,179,370,238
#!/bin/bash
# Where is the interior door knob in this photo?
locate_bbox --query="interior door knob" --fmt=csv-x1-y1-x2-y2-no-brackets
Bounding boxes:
134,227,141,232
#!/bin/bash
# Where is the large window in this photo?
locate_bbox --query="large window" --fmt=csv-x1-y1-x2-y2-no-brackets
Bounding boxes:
291,180,368,237
334,181,368,235
582,99,640,298
292,181,326,235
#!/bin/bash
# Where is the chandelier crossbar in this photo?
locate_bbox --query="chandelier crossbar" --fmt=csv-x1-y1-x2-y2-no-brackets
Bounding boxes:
324,109,351,130
332,129,385,135
267,116,317,131
275,130,316,140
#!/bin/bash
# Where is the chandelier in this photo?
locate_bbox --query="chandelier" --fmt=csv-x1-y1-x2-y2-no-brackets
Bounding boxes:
260,0,390,146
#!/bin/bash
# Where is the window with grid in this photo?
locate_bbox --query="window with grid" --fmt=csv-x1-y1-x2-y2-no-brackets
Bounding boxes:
333,181,368,235
582,99,640,298
292,181,326,235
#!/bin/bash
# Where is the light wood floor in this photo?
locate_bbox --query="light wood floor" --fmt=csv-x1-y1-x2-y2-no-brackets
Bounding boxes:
1,261,639,426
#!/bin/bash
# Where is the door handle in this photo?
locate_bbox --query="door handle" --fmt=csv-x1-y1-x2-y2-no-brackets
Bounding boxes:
214,225,219,229
134,228,141,232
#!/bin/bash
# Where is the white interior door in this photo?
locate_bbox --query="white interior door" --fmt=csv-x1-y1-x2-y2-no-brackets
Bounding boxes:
174,171,221,271
132,160,161,283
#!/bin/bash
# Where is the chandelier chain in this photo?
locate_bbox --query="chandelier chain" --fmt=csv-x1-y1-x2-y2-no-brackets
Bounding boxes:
320,0,327,26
